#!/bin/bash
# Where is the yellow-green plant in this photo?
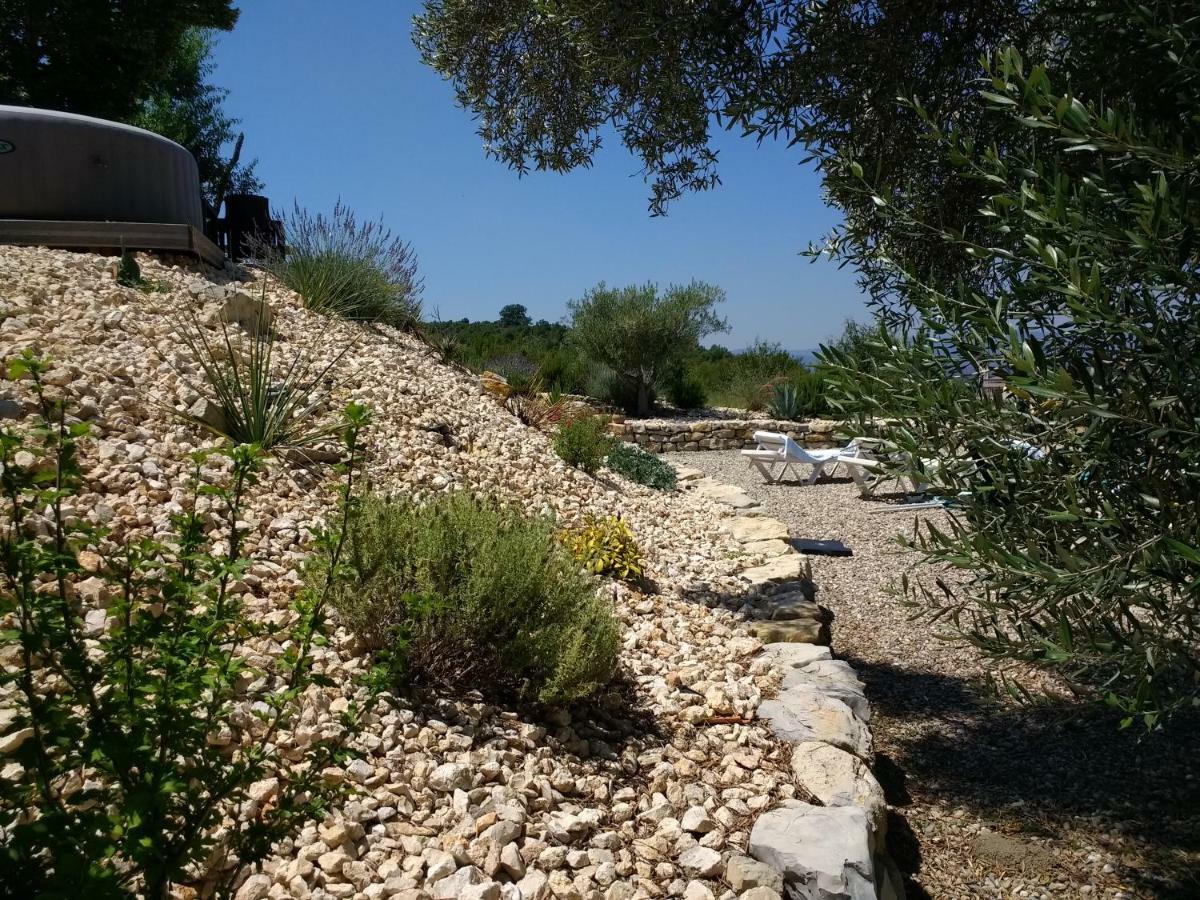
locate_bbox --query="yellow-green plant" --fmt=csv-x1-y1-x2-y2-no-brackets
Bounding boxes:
561,514,644,581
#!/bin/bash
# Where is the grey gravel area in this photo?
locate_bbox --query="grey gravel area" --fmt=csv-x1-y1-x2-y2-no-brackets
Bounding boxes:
674,450,1200,900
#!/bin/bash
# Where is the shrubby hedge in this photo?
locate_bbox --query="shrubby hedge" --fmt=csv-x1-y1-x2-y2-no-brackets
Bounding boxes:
316,492,620,705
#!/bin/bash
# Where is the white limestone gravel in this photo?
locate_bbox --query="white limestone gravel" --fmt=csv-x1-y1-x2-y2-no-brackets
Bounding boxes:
672,450,1200,900
0,247,812,900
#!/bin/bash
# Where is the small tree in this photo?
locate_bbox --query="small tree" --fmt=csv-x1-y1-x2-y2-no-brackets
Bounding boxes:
498,303,531,327
568,281,727,416
0,1,238,121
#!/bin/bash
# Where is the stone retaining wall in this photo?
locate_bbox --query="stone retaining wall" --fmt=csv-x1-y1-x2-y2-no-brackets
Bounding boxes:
614,417,847,452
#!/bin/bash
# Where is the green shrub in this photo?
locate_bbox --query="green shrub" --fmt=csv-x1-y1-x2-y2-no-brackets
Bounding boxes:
116,244,141,287
666,371,707,410
605,442,676,491
177,295,351,451
0,355,372,895
317,492,620,705
767,373,827,420
559,514,645,581
567,280,728,416
538,347,589,394
553,415,616,473
264,200,423,328
715,373,770,412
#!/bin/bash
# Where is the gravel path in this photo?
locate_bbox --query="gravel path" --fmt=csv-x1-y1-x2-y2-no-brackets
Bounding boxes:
674,451,1200,900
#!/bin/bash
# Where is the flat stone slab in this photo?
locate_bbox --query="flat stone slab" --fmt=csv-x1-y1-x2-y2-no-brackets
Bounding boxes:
762,590,822,620
742,539,794,558
692,478,760,509
781,660,870,722
749,801,877,900
674,465,704,482
747,619,831,646
740,556,803,586
790,741,888,850
725,517,789,543
756,688,872,760
762,642,832,668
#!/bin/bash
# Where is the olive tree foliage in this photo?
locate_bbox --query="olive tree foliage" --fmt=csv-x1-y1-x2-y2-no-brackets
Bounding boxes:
0,1,238,121
414,0,1044,291
568,282,727,417
818,2,1200,725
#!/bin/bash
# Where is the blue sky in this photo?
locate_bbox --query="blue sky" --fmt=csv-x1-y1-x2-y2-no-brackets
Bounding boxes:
211,1,868,350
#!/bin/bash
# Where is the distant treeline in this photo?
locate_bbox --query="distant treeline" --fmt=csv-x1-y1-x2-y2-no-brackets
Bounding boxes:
426,306,878,417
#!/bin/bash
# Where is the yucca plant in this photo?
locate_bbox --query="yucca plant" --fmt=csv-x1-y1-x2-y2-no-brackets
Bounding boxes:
176,296,353,451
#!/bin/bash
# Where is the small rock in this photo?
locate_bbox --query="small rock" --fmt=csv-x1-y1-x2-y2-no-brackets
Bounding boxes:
234,873,271,900
678,846,723,879
681,806,717,834
428,762,472,793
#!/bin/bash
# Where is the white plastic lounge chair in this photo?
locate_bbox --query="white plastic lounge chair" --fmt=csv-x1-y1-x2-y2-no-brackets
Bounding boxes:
741,430,858,484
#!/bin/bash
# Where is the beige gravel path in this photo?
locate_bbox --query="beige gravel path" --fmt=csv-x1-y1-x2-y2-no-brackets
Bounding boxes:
674,451,1200,900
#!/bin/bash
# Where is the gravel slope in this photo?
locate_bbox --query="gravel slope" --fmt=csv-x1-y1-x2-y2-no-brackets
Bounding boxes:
672,451,1200,900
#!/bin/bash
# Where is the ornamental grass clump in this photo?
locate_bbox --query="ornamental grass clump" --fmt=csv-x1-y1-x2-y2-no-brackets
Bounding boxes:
314,492,620,705
176,294,352,452
263,200,423,329
605,442,676,491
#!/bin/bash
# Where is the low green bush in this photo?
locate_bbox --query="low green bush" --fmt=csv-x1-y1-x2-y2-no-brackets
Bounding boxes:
666,371,707,410
264,200,423,328
560,514,645,582
605,442,677,490
553,415,616,474
318,493,620,705
714,373,770,412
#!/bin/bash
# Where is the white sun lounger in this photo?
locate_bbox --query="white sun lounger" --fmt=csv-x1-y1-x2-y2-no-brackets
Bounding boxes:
741,430,857,484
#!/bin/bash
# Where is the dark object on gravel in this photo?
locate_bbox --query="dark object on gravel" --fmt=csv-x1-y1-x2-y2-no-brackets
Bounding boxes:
790,538,853,557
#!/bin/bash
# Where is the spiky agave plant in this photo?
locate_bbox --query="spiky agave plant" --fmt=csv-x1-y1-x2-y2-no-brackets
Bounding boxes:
176,289,356,451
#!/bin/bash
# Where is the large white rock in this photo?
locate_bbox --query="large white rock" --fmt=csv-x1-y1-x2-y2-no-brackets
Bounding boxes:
692,479,759,510
431,865,488,900
740,556,804,587
678,845,723,878
761,642,832,668
781,660,871,723
428,762,472,792
790,741,888,849
749,801,877,900
756,689,873,760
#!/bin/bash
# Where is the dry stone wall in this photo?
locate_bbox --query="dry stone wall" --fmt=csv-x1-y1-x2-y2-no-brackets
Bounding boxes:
614,417,847,452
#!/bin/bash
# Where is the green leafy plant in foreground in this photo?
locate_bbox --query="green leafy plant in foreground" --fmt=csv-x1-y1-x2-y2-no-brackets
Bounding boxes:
314,492,620,705
552,414,615,474
0,351,374,895
605,442,676,491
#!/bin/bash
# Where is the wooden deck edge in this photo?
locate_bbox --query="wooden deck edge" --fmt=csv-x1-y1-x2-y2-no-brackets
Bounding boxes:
0,219,225,268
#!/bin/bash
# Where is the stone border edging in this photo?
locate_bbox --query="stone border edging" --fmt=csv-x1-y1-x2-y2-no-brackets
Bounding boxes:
614,418,847,453
675,464,904,900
